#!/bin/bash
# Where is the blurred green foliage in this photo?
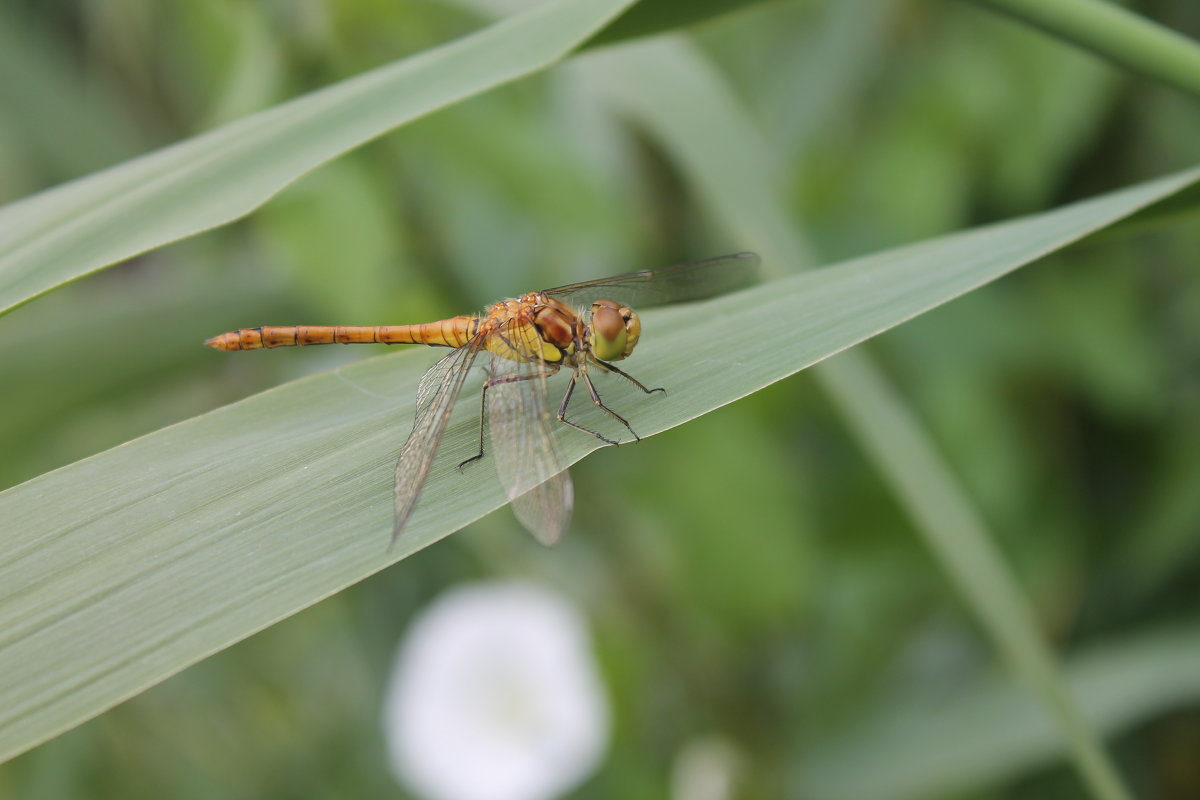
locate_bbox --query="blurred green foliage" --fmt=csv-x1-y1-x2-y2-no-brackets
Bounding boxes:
0,0,1198,798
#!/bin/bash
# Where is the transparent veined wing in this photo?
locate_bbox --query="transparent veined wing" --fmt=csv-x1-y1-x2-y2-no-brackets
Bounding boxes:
392,339,485,547
544,252,759,310
511,467,573,546
485,352,574,546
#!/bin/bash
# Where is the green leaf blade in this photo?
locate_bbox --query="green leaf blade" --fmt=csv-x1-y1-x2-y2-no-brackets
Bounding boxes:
1,165,1196,763
0,0,638,316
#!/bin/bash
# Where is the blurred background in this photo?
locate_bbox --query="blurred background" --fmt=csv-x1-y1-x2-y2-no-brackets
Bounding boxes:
1,0,1199,798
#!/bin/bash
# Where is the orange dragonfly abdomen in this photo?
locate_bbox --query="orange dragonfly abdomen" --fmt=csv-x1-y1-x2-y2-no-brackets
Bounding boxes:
204,316,481,351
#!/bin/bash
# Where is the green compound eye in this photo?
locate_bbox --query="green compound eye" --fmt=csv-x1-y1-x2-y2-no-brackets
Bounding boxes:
591,305,626,360
591,301,640,361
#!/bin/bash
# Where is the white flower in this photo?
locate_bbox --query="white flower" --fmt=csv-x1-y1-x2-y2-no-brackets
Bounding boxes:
383,581,610,800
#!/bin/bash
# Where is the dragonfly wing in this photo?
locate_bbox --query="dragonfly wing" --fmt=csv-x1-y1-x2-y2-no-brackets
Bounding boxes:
543,251,759,309
510,472,574,547
392,341,483,546
486,355,574,546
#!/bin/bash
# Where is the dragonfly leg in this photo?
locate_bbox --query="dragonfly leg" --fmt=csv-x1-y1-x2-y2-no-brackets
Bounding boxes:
458,369,553,469
458,378,490,471
590,357,667,396
579,366,641,442
557,373,620,446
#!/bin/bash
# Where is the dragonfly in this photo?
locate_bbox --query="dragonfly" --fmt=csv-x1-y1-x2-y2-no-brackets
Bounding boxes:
205,252,759,546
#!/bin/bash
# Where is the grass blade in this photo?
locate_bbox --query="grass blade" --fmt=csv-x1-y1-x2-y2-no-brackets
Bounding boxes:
798,626,1200,799
0,166,1196,763
968,0,1200,98
0,0,638,316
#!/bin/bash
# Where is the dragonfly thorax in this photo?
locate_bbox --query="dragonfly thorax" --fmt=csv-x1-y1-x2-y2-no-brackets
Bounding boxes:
531,298,576,353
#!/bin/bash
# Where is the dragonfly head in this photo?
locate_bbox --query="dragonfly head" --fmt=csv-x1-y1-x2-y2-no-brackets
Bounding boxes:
589,299,641,362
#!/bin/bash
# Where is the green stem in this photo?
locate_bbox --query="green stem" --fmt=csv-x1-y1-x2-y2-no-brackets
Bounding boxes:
968,0,1200,98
